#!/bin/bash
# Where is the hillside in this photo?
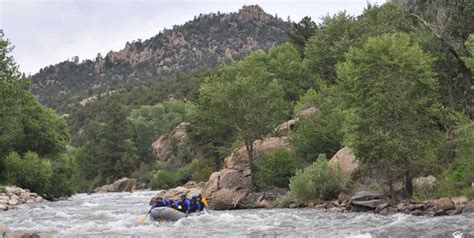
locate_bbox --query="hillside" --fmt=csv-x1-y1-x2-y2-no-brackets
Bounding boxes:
31,5,291,111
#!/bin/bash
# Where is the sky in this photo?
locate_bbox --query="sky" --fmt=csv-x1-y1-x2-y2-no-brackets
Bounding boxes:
0,0,385,75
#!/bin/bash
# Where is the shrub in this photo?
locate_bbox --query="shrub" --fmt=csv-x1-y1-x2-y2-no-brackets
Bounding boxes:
256,148,298,191
434,122,474,198
150,169,181,189
288,155,343,202
292,109,345,163
47,154,76,198
4,151,53,196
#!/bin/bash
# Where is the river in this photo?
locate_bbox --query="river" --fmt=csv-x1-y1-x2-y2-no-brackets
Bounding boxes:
0,191,473,237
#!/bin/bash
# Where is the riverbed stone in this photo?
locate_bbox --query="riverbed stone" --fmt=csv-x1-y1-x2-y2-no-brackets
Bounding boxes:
351,191,385,202
451,196,469,205
434,197,455,212
375,203,389,213
34,197,43,203
0,204,7,211
8,199,18,206
352,199,385,209
462,204,474,214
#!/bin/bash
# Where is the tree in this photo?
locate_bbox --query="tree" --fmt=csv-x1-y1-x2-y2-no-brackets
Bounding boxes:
398,0,474,118
195,51,290,188
304,12,359,84
288,16,317,57
76,98,138,185
337,33,443,197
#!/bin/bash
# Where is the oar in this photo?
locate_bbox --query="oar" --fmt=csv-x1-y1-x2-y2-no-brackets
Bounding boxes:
138,212,150,224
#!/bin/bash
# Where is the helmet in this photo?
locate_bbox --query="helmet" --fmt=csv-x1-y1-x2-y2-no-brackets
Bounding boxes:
197,194,202,198
180,194,186,200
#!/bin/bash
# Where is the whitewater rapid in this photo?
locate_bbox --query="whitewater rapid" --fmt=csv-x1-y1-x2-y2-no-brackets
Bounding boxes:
1,191,473,237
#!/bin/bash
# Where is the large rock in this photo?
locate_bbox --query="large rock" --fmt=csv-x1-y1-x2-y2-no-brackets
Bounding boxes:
451,196,469,205
352,199,385,208
201,169,251,210
329,147,360,178
224,136,292,170
94,177,136,193
0,223,12,238
162,181,206,200
433,197,455,212
295,107,318,118
275,119,297,136
413,175,436,191
152,122,189,161
351,191,385,202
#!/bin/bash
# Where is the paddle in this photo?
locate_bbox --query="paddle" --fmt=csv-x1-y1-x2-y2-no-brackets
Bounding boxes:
138,212,150,224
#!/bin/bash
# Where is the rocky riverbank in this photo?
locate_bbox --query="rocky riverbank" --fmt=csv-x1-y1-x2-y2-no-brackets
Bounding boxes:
283,191,474,217
0,186,45,211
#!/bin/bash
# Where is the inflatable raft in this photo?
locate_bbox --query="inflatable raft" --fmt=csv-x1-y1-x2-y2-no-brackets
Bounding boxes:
150,207,187,221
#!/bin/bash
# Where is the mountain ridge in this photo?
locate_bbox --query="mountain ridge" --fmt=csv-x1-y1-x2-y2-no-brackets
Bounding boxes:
31,5,291,111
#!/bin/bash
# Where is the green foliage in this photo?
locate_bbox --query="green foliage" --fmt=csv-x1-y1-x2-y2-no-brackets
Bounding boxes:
465,34,474,71
304,12,359,83
288,16,317,57
4,152,53,195
292,109,345,163
256,148,298,191
288,155,343,202
47,154,76,198
337,33,443,194
128,99,189,163
435,122,474,198
76,98,138,185
150,169,181,189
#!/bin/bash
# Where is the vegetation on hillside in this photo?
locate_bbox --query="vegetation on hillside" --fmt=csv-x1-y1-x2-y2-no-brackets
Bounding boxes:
0,1,473,202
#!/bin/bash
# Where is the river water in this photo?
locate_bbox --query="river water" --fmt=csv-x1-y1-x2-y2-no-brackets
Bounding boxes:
0,191,473,237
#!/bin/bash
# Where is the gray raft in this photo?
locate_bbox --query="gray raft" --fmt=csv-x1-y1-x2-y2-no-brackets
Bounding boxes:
150,207,187,221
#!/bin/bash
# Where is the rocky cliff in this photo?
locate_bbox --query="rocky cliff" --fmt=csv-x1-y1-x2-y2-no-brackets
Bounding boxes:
31,5,291,111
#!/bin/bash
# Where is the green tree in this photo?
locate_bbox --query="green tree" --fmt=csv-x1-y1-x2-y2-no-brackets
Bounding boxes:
304,12,359,84
256,148,298,191
288,16,317,57
337,33,443,196
76,98,138,185
195,52,290,188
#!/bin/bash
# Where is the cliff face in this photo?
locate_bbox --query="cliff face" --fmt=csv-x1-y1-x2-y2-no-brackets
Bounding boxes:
31,5,291,111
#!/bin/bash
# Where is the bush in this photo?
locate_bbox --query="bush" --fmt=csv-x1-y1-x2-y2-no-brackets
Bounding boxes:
4,152,53,196
292,109,345,163
434,122,474,198
150,169,181,189
256,148,298,191
47,154,76,198
288,155,343,202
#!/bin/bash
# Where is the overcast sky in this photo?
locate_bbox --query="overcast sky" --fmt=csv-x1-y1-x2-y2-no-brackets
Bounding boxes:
0,0,385,75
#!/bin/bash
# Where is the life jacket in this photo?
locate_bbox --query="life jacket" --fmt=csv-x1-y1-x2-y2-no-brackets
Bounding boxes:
190,199,203,212
174,199,191,213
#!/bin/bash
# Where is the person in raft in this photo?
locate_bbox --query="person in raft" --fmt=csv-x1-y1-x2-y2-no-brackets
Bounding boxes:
174,194,192,214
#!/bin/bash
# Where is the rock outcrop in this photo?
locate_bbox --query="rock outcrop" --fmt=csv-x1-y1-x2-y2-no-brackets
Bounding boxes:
0,186,45,211
275,107,317,136
152,122,189,161
93,177,137,193
412,175,436,192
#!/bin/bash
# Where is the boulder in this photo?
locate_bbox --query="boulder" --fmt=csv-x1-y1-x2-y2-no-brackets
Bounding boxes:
94,177,136,193
112,177,137,192
224,137,292,170
275,119,297,136
329,147,360,178
0,223,12,238
433,197,455,212
352,199,385,208
295,107,318,119
202,169,251,210
413,175,436,191
152,122,189,161
451,196,469,205
0,204,7,211
162,181,206,200
351,191,385,202
375,203,390,213
8,199,18,206
462,204,474,214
